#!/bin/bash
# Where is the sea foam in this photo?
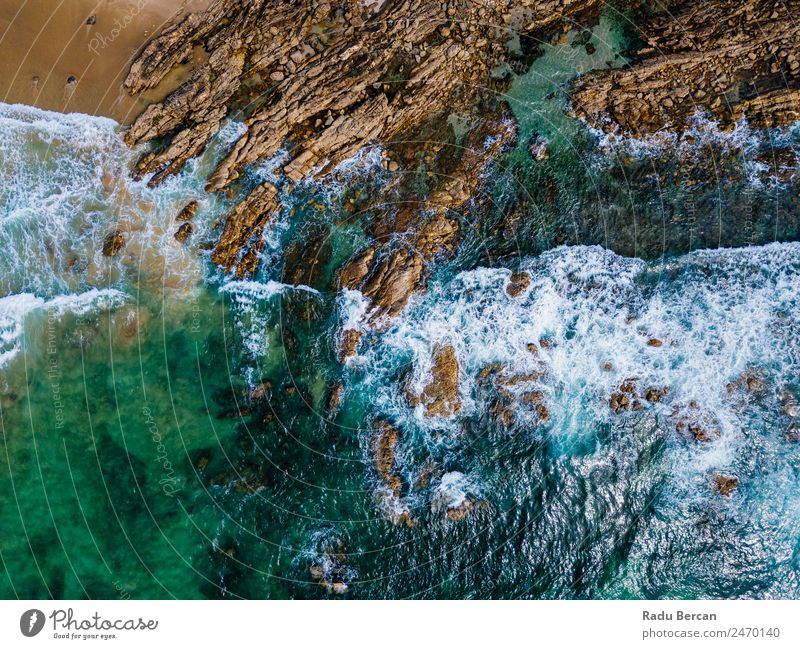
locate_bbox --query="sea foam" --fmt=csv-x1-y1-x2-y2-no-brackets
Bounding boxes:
357,243,800,479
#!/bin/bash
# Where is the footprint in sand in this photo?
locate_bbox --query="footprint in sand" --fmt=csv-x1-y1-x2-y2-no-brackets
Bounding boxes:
64,75,78,103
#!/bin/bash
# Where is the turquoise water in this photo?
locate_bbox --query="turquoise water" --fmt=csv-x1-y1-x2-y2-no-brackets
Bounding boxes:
1,12,800,599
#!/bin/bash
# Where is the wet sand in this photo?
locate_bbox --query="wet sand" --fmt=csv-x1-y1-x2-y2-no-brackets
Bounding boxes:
0,0,210,123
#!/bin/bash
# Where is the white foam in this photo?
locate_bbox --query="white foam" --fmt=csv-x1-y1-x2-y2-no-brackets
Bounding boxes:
221,279,319,301
0,102,237,297
220,279,320,361
435,471,471,509
0,288,126,366
357,243,800,481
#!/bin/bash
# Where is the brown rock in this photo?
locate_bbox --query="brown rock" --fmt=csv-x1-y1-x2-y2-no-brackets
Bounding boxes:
123,0,592,281
337,329,363,362
102,230,125,257
338,246,377,290
527,134,549,161
327,382,344,414
647,338,663,347
413,211,460,260
410,344,462,418
247,380,272,402
572,0,800,134
609,391,630,413
174,222,193,243
372,420,417,527
211,182,278,275
712,474,738,496
373,420,401,496
645,386,669,402
506,271,531,298
176,200,198,222
360,248,426,321
446,497,477,521
726,369,768,397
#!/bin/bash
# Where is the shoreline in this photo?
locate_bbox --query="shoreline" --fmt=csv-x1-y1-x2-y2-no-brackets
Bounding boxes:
0,0,209,124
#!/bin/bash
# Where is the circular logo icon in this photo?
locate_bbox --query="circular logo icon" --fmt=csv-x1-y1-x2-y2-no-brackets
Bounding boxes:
20,609,45,637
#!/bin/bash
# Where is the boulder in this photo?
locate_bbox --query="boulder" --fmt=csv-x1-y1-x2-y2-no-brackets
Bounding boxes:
102,230,125,257
409,344,462,418
175,200,198,221
174,222,193,243
506,271,531,298
712,474,738,496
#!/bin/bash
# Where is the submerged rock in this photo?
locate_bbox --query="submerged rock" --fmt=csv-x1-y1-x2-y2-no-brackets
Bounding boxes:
527,133,549,161
326,382,344,415
726,369,768,398
113,305,150,342
433,471,484,522
372,420,417,527
309,543,353,595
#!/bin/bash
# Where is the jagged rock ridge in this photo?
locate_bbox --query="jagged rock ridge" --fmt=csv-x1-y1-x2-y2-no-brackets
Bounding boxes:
123,0,602,272
572,0,800,133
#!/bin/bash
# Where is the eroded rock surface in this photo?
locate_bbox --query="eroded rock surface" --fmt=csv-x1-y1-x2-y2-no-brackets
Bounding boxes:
572,0,800,134
408,344,462,418
372,419,417,526
336,110,516,329
123,0,598,276
125,0,596,188
211,181,278,275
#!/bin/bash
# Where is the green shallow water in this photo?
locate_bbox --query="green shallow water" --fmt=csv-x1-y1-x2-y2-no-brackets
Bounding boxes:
2,9,800,599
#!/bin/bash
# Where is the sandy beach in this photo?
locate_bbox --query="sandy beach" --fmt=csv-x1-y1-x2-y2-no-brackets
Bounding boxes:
0,0,209,123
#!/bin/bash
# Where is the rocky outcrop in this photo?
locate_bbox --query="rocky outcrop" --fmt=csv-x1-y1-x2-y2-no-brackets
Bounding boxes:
408,344,462,418
125,0,595,188
372,419,416,526
358,248,426,321
123,0,599,276
308,542,352,594
210,182,278,275
176,200,198,222
572,0,800,134
477,358,551,429
337,329,363,362
336,109,516,329
712,473,738,496
102,230,125,257
608,378,670,414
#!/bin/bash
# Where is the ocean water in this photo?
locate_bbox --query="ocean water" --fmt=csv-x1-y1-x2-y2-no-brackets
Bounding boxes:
1,11,800,599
